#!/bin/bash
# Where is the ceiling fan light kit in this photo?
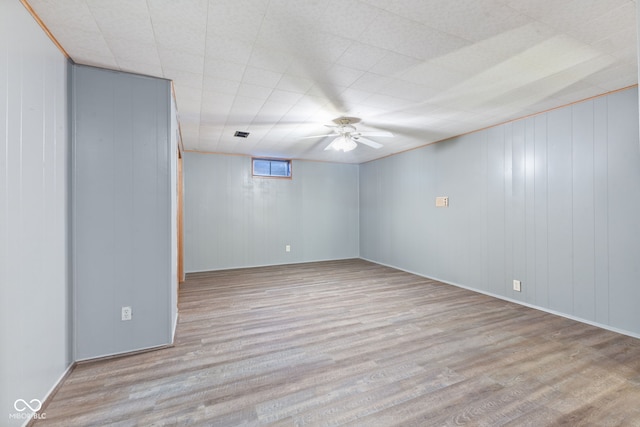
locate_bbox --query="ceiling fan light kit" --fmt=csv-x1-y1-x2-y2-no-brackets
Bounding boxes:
329,135,358,152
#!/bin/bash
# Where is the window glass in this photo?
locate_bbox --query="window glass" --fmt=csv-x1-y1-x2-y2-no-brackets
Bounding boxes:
252,158,291,178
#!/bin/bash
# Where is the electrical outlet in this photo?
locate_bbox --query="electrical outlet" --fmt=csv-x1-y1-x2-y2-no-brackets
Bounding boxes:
513,280,521,292
435,196,449,207
285,245,291,252
121,306,132,321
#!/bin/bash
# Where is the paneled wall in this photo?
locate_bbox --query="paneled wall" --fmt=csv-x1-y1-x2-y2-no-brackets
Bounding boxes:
184,153,359,272
0,2,71,424
72,65,175,360
360,88,640,337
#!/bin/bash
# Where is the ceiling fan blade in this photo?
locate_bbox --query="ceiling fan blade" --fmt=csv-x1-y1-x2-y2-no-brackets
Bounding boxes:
302,133,339,139
356,137,383,149
357,131,393,137
324,141,335,151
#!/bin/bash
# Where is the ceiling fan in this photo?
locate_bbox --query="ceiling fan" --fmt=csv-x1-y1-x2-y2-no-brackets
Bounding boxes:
304,117,393,152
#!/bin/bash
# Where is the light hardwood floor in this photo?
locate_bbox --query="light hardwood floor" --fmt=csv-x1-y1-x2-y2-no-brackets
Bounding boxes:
35,259,640,426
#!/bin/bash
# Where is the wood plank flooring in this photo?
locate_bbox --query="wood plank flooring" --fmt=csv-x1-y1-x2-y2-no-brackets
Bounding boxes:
35,259,640,426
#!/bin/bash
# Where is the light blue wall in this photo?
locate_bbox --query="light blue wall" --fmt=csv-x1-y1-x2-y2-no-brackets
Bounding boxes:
360,88,640,337
184,153,359,272
72,65,175,360
0,2,71,424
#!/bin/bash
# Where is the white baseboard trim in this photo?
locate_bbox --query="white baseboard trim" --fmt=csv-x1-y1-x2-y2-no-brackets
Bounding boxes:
24,361,76,427
172,310,179,343
360,257,640,341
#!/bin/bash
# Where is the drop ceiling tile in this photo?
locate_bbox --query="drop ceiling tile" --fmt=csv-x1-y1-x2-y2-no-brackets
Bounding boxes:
248,47,293,74
29,0,100,33
86,0,156,45
203,77,241,96
105,38,160,66
200,93,235,119
476,22,558,58
264,127,298,142
148,0,208,35
207,2,265,43
205,34,254,64
204,58,246,81
285,58,333,80
316,0,381,40
421,0,530,43
369,52,423,77
358,12,421,52
335,43,390,72
252,100,292,125
276,75,315,94
242,66,282,88
154,27,207,57
377,80,438,103
41,25,104,54
199,125,224,141
324,65,366,88
252,17,298,50
361,93,416,111
228,95,265,119
542,81,602,104
265,0,329,25
608,48,637,69
236,83,273,101
357,0,409,15
303,84,348,113
157,49,204,74
397,62,468,90
566,2,636,45
282,104,322,123
582,62,636,88
506,0,630,33
341,87,376,105
395,25,471,61
297,31,353,64
430,45,508,78
267,89,303,105
292,94,332,112
592,27,637,57
149,9,206,55
351,73,395,93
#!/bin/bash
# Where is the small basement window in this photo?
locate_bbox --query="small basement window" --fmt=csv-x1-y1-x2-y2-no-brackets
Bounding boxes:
252,158,292,178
